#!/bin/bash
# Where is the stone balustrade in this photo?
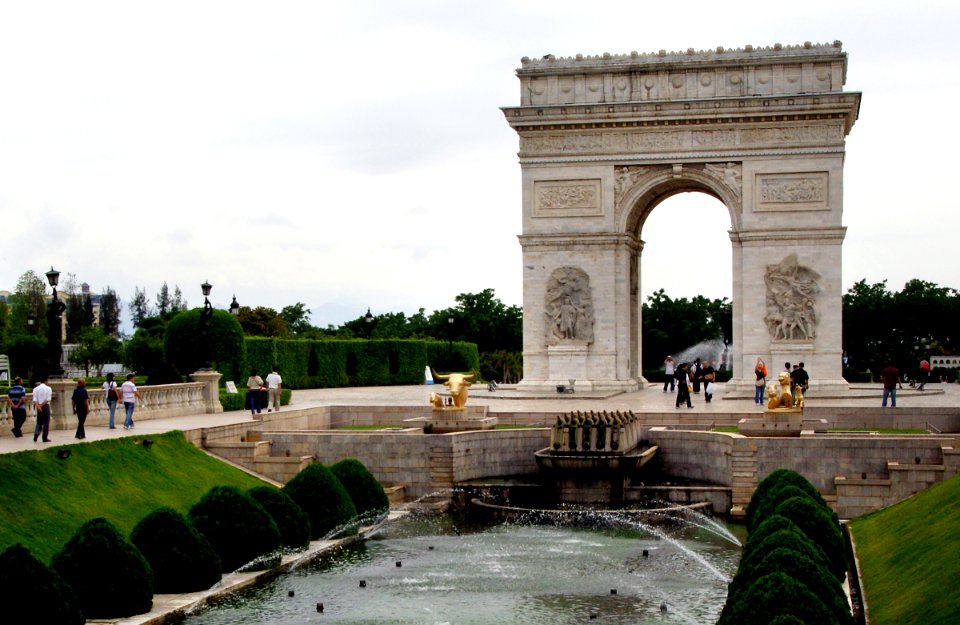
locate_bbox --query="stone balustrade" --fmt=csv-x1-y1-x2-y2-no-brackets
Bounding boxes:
1,371,222,436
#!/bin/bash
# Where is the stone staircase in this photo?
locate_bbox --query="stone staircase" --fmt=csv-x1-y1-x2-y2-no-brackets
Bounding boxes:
204,437,314,484
729,438,759,520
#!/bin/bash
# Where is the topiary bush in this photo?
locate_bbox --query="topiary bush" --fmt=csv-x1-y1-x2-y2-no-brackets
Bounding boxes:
164,308,246,378
747,484,819,531
0,543,84,625
773,495,846,581
735,526,833,591
746,468,829,531
248,486,311,551
188,485,282,573
330,458,390,521
52,517,154,619
282,463,358,540
718,571,840,625
727,547,854,625
130,507,222,593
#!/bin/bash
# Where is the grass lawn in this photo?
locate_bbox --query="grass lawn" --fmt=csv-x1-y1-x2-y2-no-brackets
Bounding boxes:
850,473,960,625
0,431,270,564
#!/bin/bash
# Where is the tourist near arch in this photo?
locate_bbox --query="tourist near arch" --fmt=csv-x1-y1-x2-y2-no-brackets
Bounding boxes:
502,41,860,392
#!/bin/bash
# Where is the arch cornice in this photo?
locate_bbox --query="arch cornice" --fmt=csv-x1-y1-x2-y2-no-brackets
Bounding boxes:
616,164,742,235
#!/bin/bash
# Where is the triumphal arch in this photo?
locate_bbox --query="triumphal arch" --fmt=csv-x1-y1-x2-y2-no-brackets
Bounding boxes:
501,42,860,392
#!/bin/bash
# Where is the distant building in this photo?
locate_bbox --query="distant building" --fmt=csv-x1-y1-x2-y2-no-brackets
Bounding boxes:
930,355,960,369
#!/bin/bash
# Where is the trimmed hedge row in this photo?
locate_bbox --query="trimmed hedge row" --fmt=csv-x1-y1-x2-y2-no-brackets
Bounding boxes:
240,338,480,389
7,458,385,620
719,468,853,625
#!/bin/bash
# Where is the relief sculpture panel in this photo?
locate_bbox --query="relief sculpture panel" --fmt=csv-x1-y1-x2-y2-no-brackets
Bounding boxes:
534,180,602,217
764,254,820,342
544,267,595,346
756,172,828,211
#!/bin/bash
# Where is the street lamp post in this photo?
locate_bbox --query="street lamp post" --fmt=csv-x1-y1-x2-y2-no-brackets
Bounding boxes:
364,307,374,339
200,280,213,370
447,314,454,361
45,267,66,377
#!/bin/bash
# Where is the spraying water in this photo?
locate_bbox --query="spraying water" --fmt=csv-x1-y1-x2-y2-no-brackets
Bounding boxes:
673,337,733,373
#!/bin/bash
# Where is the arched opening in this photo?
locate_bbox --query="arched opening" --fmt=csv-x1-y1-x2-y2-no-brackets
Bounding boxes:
637,191,733,374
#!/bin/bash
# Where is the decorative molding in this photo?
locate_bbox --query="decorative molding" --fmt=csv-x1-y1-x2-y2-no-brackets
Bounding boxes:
533,179,602,217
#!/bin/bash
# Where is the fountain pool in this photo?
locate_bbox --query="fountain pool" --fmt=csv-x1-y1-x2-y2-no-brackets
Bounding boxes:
181,513,743,624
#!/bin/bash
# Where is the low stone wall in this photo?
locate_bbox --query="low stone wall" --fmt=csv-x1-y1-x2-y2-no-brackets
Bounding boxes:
805,406,960,432
641,428,735,486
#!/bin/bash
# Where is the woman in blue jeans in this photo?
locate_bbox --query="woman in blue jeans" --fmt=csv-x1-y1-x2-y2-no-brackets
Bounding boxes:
102,372,119,429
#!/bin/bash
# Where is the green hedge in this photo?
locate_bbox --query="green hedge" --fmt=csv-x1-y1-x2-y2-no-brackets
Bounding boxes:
226,338,479,390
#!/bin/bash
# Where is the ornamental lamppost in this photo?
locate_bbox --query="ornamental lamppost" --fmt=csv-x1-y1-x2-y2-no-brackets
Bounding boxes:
45,267,66,377
199,280,213,370
364,307,374,339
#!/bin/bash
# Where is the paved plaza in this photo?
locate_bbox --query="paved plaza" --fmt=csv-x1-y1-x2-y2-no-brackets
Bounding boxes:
1,381,954,456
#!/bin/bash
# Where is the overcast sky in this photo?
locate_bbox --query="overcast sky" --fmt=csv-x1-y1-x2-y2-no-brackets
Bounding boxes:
1,1,957,331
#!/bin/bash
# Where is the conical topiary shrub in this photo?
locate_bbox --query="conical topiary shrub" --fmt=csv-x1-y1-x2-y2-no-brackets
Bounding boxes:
330,458,389,521
130,507,222,593
746,468,829,531
52,517,153,619
282,463,358,540
188,485,282,573
248,485,311,551
0,543,84,625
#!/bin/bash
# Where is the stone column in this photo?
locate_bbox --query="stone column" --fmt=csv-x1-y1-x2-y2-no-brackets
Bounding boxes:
48,378,76,431
189,370,224,414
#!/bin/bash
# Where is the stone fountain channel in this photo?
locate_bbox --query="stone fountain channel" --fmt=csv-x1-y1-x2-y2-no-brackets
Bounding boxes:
181,408,743,624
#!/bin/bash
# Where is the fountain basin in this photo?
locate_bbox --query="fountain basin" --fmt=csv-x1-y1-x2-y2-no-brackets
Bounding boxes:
534,444,658,473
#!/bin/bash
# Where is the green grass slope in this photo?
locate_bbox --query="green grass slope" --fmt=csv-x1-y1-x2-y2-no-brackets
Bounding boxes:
0,432,270,564
850,473,960,625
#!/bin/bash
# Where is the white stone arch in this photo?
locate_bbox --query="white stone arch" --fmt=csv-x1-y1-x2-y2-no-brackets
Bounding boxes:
502,42,860,393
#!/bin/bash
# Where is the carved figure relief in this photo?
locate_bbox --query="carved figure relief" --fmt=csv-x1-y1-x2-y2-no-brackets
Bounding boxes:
614,166,650,205
534,179,602,217
703,162,742,201
764,254,820,341
544,267,595,346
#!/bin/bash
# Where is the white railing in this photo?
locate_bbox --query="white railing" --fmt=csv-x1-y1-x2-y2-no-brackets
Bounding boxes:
2,381,212,434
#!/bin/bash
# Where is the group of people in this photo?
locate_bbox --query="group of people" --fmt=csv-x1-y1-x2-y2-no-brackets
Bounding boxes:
753,358,809,405
663,355,718,408
245,367,283,416
5,372,143,443
880,358,931,407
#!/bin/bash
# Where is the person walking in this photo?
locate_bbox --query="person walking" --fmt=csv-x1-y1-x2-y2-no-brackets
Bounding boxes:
7,376,27,437
917,359,930,391
121,374,142,430
702,360,716,403
880,363,900,408
691,358,703,394
246,368,264,416
72,379,89,439
663,355,676,393
675,363,693,409
265,367,282,413
754,358,768,405
32,376,52,443
102,372,119,429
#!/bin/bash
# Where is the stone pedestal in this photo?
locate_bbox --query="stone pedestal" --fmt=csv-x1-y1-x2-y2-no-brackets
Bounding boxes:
190,370,224,414
546,343,592,391
737,409,803,437
48,378,76,432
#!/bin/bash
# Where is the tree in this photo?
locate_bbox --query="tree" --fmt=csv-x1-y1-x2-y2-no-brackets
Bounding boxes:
123,317,167,377
280,302,313,335
164,308,246,376
170,286,187,313
641,289,732,369
155,282,171,316
130,287,152,328
99,287,122,337
236,306,289,337
8,270,48,339
65,283,94,343
69,327,123,376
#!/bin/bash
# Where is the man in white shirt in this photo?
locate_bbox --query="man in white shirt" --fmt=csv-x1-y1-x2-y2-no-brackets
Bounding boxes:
265,368,282,413
121,374,143,429
32,376,53,442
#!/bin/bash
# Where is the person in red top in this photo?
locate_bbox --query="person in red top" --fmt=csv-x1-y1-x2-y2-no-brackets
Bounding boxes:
917,359,930,391
880,364,900,407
